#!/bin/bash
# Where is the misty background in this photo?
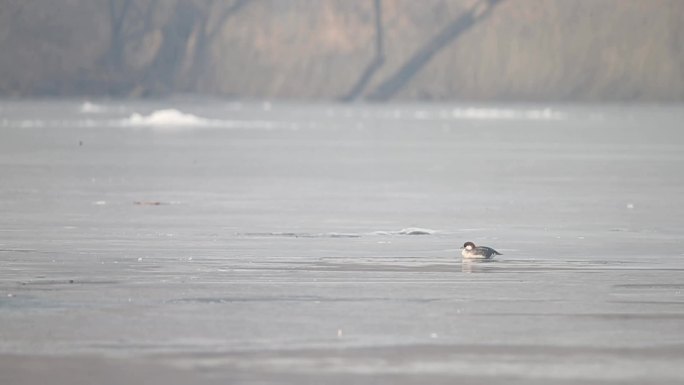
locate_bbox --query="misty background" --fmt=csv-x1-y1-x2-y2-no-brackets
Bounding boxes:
2,0,684,101
3,2,684,384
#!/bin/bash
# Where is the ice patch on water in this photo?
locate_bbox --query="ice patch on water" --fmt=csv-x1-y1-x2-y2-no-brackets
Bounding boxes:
449,107,564,120
240,232,362,239
362,107,564,121
1,105,565,131
1,114,297,130
413,110,430,119
123,109,210,127
240,229,441,238
398,227,437,235
118,108,298,130
0,119,46,128
373,228,438,236
79,101,105,114
0,118,103,128
390,108,563,121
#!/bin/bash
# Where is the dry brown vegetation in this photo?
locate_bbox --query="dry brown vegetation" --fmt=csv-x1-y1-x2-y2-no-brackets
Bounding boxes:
1,0,683,101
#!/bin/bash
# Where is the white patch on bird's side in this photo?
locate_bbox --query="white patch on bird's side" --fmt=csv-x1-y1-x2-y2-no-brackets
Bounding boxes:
462,249,487,259
465,244,473,250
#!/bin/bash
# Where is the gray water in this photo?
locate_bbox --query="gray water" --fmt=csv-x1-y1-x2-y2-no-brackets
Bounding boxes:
1,100,683,384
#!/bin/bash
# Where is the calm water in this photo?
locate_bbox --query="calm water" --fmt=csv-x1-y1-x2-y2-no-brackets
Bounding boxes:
1,100,683,384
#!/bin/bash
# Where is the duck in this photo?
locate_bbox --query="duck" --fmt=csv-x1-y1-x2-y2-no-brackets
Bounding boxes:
461,241,501,260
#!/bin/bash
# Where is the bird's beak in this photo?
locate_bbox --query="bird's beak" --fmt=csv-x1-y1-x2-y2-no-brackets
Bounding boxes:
459,246,464,250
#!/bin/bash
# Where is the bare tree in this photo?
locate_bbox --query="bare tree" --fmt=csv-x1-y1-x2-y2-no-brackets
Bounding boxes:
340,0,385,102
99,0,161,94
185,0,251,91
100,0,250,96
367,0,504,101
105,0,132,69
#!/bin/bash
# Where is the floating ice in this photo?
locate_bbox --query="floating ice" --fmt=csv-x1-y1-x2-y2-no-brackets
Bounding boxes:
123,109,211,127
449,107,564,120
413,110,429,119
79,101,105,114
372,107,565,121
9,120,46,128
119,109,298,130
373,228,438,236
240,232,361,239
398,227,437,235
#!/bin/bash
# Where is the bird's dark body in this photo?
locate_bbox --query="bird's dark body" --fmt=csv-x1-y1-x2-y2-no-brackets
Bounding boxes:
461,242,501,259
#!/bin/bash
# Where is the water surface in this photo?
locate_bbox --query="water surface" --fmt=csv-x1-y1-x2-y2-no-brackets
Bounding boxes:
1,101,683,384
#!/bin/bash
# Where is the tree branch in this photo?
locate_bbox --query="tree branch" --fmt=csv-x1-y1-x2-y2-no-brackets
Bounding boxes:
367,0,504,101
340,0,385,101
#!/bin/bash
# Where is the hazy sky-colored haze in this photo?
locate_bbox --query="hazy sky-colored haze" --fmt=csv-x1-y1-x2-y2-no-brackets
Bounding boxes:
1,0,684,101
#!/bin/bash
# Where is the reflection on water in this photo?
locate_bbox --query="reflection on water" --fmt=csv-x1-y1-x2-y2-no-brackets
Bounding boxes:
460,258,497,273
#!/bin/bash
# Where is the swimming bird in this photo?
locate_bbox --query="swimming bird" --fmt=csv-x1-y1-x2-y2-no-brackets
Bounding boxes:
461,241,501,260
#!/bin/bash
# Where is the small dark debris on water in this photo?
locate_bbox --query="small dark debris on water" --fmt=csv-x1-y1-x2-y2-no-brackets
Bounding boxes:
134,201,165,206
